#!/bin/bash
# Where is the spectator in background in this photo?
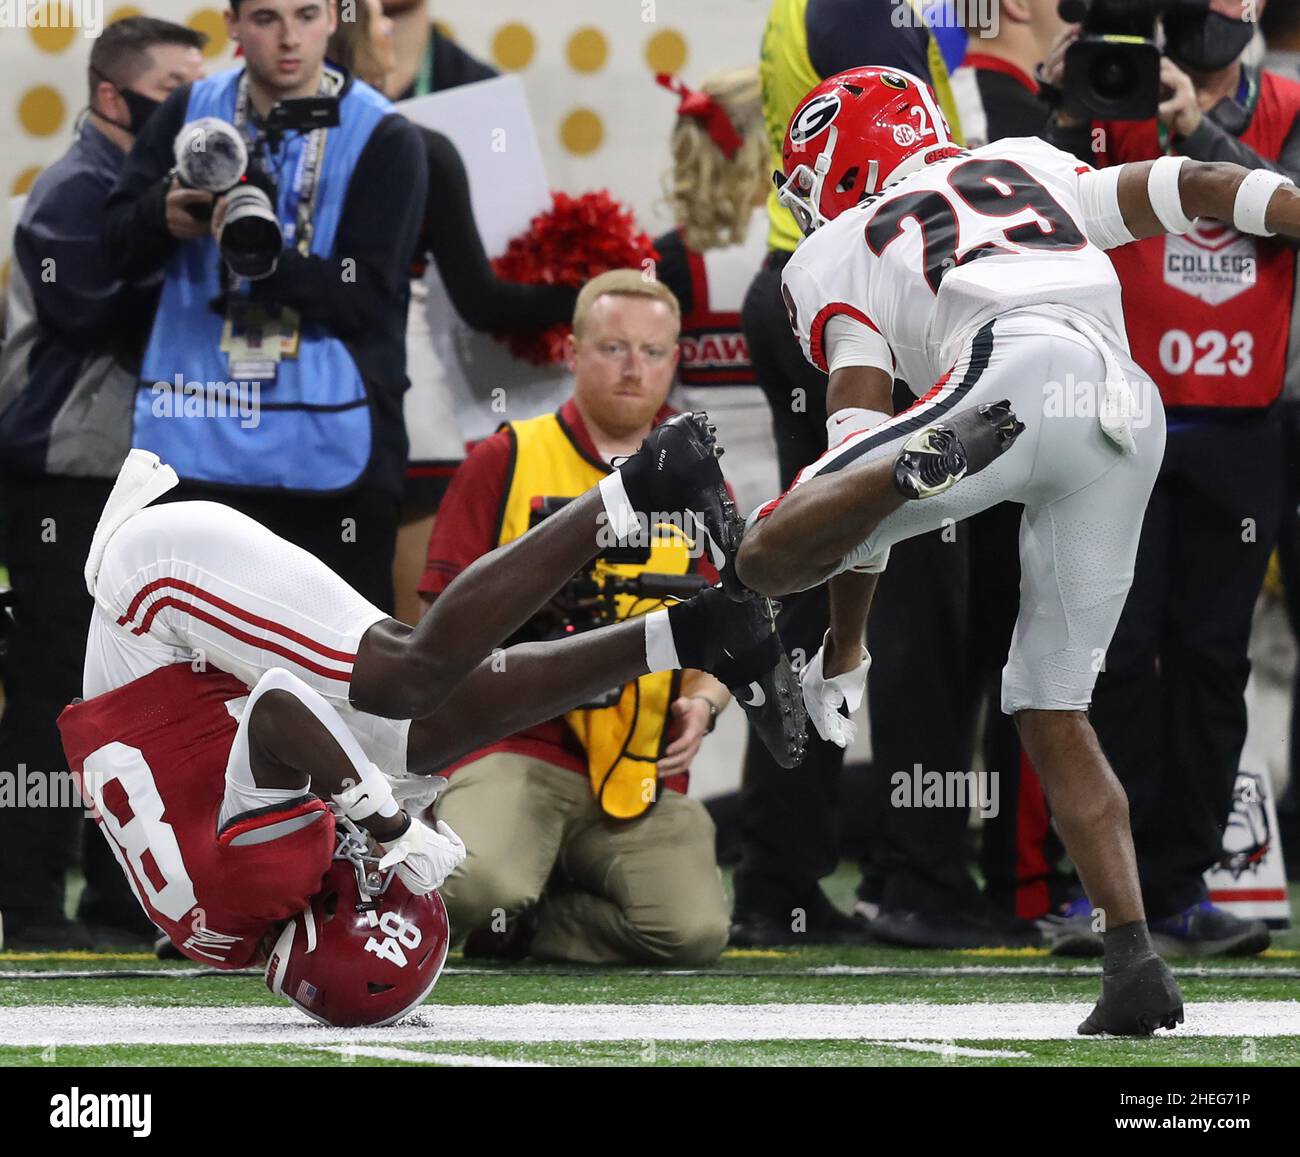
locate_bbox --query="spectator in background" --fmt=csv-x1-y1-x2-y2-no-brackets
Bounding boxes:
327,0,576,624
732,0,964,948
953,0,1060,145
0,17,206,949
103,0,427,612
1264,0,1300,882
383,0,494,100
417,271,731,965
652,68,780,520
1042,0,1291,955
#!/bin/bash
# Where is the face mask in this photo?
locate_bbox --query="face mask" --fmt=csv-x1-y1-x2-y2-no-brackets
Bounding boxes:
1163,7,1256,73
90,65,162,134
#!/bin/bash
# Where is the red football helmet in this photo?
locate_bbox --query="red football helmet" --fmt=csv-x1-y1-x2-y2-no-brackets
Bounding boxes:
777,66,962,235
265,825,451,1027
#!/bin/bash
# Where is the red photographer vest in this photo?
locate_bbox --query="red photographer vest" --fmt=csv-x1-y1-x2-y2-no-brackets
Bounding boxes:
1096,70,1300,408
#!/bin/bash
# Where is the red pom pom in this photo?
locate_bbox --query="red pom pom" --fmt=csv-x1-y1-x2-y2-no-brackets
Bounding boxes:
491,190,660,365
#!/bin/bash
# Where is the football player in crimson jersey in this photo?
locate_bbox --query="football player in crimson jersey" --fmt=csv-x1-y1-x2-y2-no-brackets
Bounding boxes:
57,410,822,1025
730,66,1300,1036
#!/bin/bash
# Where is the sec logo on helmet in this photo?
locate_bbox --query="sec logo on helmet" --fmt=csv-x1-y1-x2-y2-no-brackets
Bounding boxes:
790,92,841,145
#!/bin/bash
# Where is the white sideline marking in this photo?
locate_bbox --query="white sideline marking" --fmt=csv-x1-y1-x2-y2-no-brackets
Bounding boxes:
2,1001,1298,1046
870,1040,1030,1059
309,1045,550,1067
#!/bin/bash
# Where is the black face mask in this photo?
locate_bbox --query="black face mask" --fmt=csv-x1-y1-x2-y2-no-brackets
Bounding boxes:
1163,7,1257,73
90,66,162,134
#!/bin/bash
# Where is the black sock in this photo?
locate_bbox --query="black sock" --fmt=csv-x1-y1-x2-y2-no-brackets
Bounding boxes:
1102,918,1154,972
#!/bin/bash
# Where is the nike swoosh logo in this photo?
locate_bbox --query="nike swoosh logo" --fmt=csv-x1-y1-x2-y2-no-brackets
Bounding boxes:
687,510,729,571
738,681,766,708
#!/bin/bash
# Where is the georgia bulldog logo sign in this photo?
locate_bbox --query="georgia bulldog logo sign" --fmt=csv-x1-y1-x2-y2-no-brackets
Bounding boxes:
790,93,841,145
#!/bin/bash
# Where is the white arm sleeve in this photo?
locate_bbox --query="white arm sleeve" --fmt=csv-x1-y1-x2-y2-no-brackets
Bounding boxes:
1076,165,1137,251
824,313,895,375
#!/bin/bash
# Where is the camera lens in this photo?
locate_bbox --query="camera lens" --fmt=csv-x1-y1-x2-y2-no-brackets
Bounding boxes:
1089,50,1137,102
219,185,282,280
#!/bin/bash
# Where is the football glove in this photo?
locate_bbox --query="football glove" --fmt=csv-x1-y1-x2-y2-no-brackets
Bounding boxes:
800,632,870,748
377,814,466,895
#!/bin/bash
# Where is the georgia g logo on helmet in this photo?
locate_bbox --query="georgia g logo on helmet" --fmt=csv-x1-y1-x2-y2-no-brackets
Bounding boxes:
790,92,841,145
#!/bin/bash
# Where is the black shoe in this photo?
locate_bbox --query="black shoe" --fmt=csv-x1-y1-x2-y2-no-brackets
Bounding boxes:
869,906,1043,950
1,914,95,951
730,896,874,948
618,412,749,598
893,399,1025,499
462,908,538,961
696,586,807,768
1078,952,1185,1036
1148,900,1271,958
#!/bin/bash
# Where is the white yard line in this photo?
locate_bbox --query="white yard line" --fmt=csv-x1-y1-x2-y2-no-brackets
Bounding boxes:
868,1040,1030,1059
1,1001,1298,1047
306,1045,550,1067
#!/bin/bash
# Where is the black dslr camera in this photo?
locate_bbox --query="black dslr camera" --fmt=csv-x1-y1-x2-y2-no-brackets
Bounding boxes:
172,97,340,280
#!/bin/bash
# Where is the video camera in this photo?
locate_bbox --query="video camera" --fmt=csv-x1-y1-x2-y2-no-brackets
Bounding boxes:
1057,0,1252,121
512,497,709,709
171,97,340,280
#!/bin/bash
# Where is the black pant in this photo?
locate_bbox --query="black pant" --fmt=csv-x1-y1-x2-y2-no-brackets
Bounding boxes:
0,474,151,932
162,482,401,614
1090,411,1282,919
733,256,846,915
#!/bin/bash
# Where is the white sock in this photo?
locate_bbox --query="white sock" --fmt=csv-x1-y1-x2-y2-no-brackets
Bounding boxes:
598,471,642,540
644,610,681,672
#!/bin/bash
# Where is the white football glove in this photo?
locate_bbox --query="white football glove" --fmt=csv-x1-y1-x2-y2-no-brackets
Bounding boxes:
377,814,466,895
800,632,870,748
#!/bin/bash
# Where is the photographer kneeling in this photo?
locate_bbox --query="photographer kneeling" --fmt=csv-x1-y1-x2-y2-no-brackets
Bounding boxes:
103,0,426,610
417,271,732,965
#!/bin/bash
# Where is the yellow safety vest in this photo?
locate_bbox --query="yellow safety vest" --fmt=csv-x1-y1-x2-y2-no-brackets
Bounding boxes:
760,0,964,253
497,412,697,819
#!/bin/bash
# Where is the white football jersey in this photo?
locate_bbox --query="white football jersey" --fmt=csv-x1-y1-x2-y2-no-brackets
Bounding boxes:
782,136,1131,396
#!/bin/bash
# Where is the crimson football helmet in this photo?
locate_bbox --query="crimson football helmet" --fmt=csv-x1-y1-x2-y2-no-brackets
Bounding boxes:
265,822,451,1027
777,66,962,235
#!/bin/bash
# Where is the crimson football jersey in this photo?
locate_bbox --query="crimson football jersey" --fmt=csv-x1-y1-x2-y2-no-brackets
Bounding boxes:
58,662,336,969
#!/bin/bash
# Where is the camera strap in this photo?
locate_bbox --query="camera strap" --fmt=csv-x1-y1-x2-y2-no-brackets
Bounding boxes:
232,67,340,258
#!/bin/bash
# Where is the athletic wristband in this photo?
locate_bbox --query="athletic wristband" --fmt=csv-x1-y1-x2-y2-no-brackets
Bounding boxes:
1148,155,1195,235
332,762,401,822
826,407,890,447
1233,169,1293,237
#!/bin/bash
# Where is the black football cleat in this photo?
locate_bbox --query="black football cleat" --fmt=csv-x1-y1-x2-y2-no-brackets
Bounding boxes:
893,399,1025,500
617,412,750,599
1077,952,1185,1037
696,586,807,768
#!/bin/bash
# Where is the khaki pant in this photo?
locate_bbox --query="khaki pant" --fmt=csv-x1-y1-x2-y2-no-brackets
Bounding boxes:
435,752,730,966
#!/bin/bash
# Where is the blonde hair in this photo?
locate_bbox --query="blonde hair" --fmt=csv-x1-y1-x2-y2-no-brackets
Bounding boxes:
665,67,768,252
572,269,681,338
327,0,387,87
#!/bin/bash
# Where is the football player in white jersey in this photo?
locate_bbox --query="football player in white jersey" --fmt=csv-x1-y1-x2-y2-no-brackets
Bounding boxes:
732,65,1300,1036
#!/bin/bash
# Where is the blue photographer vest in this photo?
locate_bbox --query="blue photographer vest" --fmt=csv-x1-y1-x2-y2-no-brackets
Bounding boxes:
135,68,390,492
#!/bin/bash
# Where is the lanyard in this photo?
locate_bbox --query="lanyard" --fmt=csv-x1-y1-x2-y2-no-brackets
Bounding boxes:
232,67,339,257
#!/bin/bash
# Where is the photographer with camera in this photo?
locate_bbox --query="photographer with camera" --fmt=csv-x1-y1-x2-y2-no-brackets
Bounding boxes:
1037,0,1292,955
415,271,732,965
102,0,427,611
